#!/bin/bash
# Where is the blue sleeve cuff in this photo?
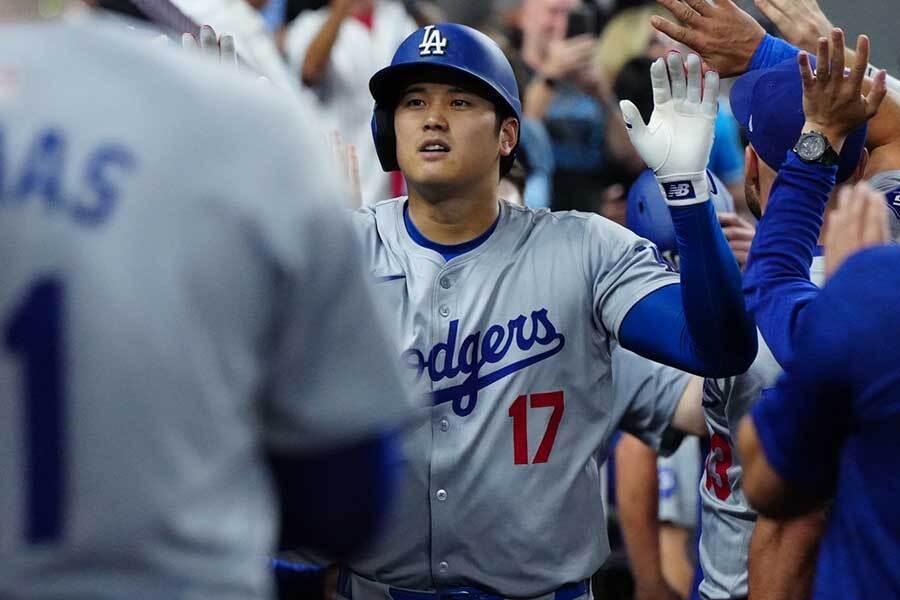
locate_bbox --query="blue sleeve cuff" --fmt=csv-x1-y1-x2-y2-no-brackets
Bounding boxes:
750,34,801,71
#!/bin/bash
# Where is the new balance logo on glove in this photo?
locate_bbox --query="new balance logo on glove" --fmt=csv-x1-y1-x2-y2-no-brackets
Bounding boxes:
663,181,697,200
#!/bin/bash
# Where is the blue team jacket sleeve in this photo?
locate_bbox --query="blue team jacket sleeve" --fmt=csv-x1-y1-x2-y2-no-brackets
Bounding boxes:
750,34,800,71
742,153,837,365
751,276,851,490
619,199,757,377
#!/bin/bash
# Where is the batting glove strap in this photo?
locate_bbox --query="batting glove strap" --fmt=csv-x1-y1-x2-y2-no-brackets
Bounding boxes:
655,172,711,206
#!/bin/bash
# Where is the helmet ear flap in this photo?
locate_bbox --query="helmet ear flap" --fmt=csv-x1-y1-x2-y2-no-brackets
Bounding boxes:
372,106,399,172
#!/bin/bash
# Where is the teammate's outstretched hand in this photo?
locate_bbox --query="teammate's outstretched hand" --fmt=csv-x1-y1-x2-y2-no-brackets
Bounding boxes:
754,0,834,55
824,182,889,279
182,24,237,68
799,29,887,149
620,52,718,205
651,0,765,77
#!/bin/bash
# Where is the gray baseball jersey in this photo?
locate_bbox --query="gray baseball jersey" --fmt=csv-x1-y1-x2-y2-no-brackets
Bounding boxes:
611,348,693,446
869,169,900,241
0,14,409,600
698,331,780,600
344,198,681,598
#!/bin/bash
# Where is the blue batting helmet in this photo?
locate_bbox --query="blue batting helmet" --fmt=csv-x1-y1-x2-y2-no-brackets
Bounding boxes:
626,169,735,256
369,23,523,176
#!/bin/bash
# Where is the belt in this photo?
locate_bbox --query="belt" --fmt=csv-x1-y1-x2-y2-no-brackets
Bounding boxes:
337,569,589,600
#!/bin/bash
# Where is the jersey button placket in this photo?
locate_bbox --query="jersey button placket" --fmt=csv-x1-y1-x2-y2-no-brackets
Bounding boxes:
431,266,458,586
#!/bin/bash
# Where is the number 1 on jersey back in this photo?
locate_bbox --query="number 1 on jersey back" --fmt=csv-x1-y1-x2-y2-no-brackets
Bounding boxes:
4,277,65,544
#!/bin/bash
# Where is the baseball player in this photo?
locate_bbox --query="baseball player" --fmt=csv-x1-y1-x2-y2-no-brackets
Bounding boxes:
687,29,880,600
327,22,757,599
0,4,412,599
738,182,898,600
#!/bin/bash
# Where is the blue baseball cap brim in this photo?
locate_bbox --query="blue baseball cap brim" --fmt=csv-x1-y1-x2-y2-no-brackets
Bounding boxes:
730,57,867,183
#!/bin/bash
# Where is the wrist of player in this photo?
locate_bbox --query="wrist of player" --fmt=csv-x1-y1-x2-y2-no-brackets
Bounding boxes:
801,121,847,153
654,171,710,206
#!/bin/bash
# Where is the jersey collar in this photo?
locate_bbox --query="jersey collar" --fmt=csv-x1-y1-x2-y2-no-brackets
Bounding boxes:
403,201,501,262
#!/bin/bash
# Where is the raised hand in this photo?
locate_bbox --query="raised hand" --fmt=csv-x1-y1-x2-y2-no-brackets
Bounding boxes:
754,0,834,54
824,182,889,279
799,29,887,150
182,24,237,68
540,35,598,82
651,0,765,77
620,52,719,205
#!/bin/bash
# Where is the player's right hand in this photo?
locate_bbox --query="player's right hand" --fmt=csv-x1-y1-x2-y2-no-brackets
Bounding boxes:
824,182,889,279
620,52,718,206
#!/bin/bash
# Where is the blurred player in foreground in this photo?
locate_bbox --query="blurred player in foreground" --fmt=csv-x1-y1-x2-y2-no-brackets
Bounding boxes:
0,3,411,598
325,21,756,600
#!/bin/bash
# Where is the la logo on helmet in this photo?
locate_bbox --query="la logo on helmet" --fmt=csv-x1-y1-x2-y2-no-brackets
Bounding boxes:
419,25,448,56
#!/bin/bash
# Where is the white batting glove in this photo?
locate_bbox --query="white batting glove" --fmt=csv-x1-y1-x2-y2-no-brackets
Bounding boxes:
620,53,719,206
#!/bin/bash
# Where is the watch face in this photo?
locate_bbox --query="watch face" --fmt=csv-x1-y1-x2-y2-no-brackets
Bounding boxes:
798,134,827,161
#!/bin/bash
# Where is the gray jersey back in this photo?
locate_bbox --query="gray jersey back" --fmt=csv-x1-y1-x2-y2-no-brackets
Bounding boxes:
869,169,900,241
348,199,680,597
0,15,408,600
698,332,780,599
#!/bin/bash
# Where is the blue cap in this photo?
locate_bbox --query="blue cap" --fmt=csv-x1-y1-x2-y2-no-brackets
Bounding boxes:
730,58,867,183
626,169,735,255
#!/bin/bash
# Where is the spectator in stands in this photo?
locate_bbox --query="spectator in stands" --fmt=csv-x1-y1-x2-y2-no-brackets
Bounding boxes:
281,0,417,204
510,0,641,212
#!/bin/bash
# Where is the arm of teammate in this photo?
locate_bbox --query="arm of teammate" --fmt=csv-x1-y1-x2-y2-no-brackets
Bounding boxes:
755,0,900,94
739,183,890,518
615,435,682,600
748,512,826,600
616,52,756,377
650,0,900,160
737,334,846,518
742,32,886,364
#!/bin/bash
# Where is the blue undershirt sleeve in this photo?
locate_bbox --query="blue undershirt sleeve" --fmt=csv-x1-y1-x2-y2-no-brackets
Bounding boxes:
750,34,801,71
619,199,757,377
742,153,837,365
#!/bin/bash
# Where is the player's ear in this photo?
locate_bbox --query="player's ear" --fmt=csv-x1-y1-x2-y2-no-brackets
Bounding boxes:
852,147,869,184
499,117,519,158
744,145,759,195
